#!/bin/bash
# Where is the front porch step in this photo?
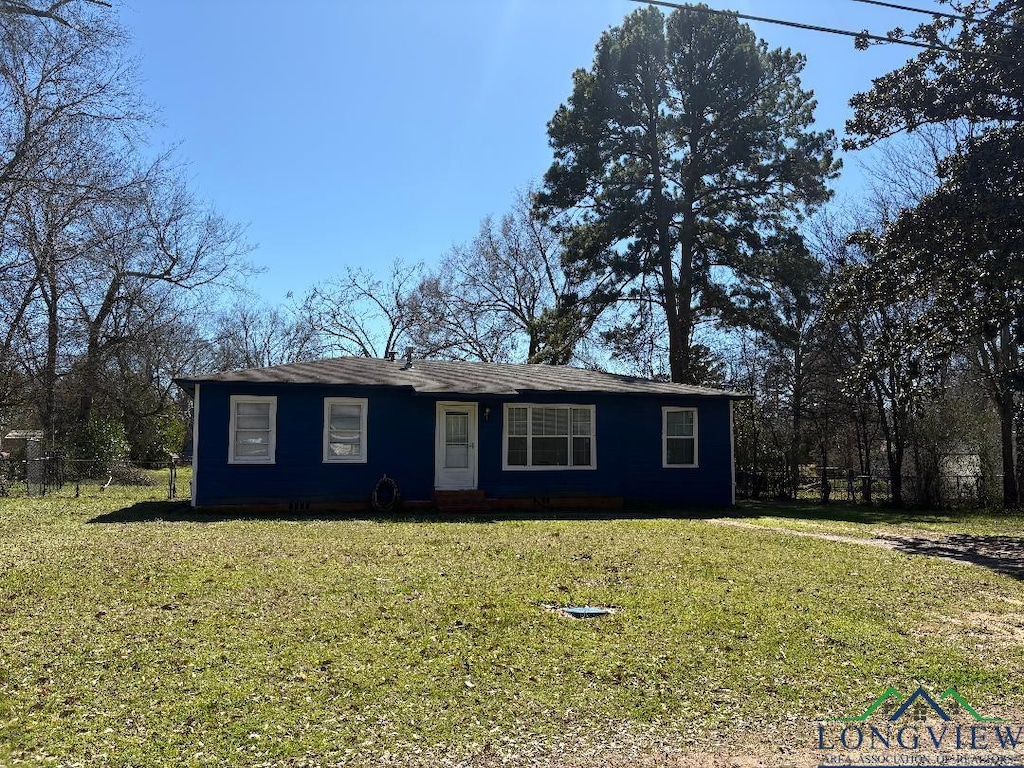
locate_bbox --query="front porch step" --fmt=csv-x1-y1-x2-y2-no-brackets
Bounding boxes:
432,489,486,512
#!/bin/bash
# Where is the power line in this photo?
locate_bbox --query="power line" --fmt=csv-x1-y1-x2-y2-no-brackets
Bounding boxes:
627,0,1018,65
850,0,1020,32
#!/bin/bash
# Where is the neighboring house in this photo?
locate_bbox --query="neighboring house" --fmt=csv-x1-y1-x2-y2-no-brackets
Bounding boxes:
1,429,44,459
174,356,749,510
939,446,983,502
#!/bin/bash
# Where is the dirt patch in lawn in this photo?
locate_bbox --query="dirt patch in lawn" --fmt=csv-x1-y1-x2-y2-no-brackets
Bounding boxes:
954,610,1024,642
462,751,803,767
913,607,1024,663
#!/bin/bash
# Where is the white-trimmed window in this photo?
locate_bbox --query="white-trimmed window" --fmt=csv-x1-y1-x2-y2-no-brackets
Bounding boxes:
663,407,698,468
228,395,277,464
503,404,595,470
323,397,368,463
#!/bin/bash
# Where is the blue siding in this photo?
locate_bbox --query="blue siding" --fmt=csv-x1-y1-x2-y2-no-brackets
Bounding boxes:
193,383,735,508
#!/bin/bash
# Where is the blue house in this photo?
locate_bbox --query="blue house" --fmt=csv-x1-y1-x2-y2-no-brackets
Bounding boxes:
174,356,747,511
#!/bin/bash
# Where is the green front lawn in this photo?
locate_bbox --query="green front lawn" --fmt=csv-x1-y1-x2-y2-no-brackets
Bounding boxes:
1,490,1022,766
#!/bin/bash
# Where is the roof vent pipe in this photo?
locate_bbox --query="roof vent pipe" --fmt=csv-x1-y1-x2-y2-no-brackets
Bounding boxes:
402,347,414,369
385,349,397,362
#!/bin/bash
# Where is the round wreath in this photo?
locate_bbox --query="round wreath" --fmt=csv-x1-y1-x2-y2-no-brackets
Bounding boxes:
371,473,401,513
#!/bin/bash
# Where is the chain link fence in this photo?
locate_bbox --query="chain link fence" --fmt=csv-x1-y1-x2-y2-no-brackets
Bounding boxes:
736,465,994,507
0,455,188,500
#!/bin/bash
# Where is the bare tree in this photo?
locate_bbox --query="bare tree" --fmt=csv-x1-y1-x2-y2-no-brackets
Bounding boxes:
0,8,137,430
0,10,141,193
0,10,251,452
209,300,322,371
412,190,611,364
70,157,250,425
102,291,209,461
7,152,250,440
0,0,109,26
302,259,426,359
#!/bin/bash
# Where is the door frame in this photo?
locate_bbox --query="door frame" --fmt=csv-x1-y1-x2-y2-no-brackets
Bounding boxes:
434,401,479,490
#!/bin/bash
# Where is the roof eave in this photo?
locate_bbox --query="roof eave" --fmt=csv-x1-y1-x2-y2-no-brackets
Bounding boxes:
172,378,196,397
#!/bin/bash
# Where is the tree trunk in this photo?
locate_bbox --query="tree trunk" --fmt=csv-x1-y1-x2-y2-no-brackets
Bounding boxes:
997,390,1019,508
76,334,100,428
38,250,59,448
43,287,58,447
654,185,685,383
789,337,804,499
874,386,905,507
668,134,702,385
888,442,904,508
74,276,123,430
850,403,871,502
675,245,696,384
990,325,1020,509
820,440,830,504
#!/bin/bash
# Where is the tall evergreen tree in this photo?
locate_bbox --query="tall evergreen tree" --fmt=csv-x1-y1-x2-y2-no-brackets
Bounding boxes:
536,4,837,384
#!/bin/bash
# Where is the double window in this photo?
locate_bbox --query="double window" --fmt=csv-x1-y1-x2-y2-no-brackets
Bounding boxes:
228,395,368,465
663,407,698,467
228,395,277,464
504,404,595,470
323,397,368,463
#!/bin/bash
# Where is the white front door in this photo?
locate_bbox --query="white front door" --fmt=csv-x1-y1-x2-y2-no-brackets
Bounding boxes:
434,402,478,490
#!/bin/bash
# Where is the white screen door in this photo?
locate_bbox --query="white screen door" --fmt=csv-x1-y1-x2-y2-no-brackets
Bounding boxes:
435,402,478,489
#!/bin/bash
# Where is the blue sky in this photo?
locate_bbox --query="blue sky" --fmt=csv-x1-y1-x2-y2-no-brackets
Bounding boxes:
118,0,935,304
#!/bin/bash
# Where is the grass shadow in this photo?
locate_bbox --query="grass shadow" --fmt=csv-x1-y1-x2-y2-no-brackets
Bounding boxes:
884,533,1024,581
712,498,961,526
89,497,1011,528
87,500,716,525
85,501,390,524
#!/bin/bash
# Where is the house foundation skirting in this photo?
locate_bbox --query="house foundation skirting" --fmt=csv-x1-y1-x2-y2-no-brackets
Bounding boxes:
192,494,626,515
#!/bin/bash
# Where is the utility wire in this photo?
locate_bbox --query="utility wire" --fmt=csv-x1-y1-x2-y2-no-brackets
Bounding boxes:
628,0,1019,64
850,0,1020,32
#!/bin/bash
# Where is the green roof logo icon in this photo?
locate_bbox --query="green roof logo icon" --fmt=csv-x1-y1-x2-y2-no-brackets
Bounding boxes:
835,686,1007,723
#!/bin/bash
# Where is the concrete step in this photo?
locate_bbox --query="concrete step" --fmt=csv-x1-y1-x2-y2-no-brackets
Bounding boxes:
433,489,487,512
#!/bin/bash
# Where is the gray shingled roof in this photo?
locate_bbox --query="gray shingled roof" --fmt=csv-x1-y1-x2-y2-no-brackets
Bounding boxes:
175,357,747,398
